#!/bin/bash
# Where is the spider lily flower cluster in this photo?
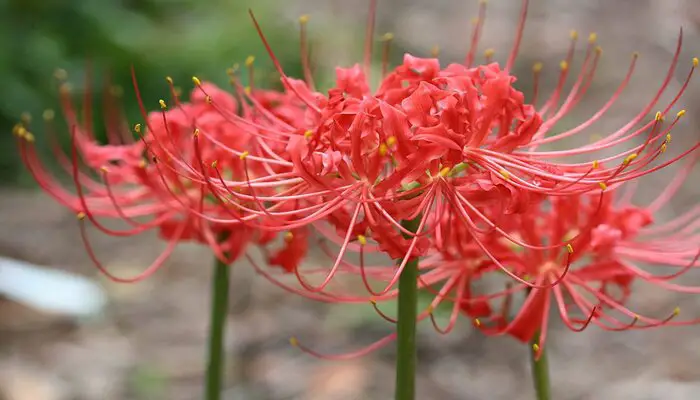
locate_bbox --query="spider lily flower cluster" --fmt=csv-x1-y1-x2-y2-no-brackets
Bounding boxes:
14,0,700,356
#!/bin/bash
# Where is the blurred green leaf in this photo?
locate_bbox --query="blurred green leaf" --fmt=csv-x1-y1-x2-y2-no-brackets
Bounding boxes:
0,0,303,186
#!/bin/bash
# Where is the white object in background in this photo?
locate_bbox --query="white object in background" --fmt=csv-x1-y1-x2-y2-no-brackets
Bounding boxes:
0,256,107,318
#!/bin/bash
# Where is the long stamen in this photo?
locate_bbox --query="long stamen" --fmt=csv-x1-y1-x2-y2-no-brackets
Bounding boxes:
381,32,394,79
248,10,321,114
298,15,316,90
363,0,378,77
465,0,487,67
505,0,529,71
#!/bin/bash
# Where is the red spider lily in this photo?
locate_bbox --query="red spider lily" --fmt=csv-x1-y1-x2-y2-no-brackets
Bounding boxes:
13,0,700,362
198,0,698,314
13,72,309,282
257,146,700,361
414,155,700,359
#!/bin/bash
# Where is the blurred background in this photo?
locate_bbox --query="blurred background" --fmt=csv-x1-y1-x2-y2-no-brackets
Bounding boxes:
1,0,700,399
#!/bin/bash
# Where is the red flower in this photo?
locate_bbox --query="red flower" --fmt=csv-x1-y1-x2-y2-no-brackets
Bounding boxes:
15,71,309,282
268,228,309,273
419,155,700,357
206,0,700,311
17,0,700,363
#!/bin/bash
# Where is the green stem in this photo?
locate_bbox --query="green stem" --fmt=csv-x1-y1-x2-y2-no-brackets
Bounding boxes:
395,216,421,400
529,332,551,400
205,256,230,400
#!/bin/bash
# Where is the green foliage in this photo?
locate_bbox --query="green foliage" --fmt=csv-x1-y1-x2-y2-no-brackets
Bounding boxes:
0,0,303,186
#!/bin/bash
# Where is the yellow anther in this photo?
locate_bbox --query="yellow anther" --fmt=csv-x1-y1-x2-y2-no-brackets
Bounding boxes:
76,212,86,220
624,153,638,165
655,111,663,121
289,337,299,347
138,159,147,168
239,151,250,160
426,305,435,314
474,318,481,327
588,32,597,43
378,143,388,156
226,67,236,76
598,182,607,191
245,55,255,67
299,14,310,24
20,112,31,124
592,160,599,169
59,83,72,94
357,235,367,246
674,306,680,316
439,166,451,177
284,231,294,241
304,130,313,139
666,133,672,143
24,132,35,142
479,0,487,4
693,57,699,67
382,32,395,42
42,109,55,121
386,136,397,146
570,30,579,40
566,243,574,254
192,76,201,86
533,62,543,73
677,109,686,118
484,48,495,58
522,274,531,281
193,128,200,137
100,166,109,173
595,45,603,54
559,60,569,71
165,76,173,84
159,99,167,110
471,17,479,25
12,125,23,137
532,344,540,353
134,123,142,133
431,45,440,58
205,95,213,104
244,86,251,95
211,160,218,168
632,51,640,59
661,143,667,153
369,298,377,305
499,169,510,181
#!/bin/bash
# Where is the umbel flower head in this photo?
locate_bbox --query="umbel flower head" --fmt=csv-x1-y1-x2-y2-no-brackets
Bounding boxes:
13,68,309,282
159,0,700,358
13,0,699,358
231,0,698,301
420,153,700,359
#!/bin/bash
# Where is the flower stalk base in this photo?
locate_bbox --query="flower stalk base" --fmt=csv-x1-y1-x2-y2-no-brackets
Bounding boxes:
395,217,421,400
205,257,230,400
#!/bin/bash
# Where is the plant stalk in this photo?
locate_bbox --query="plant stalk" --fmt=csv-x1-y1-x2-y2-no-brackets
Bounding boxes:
205,256,231,400
529,331,551,400
395,216,421,400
